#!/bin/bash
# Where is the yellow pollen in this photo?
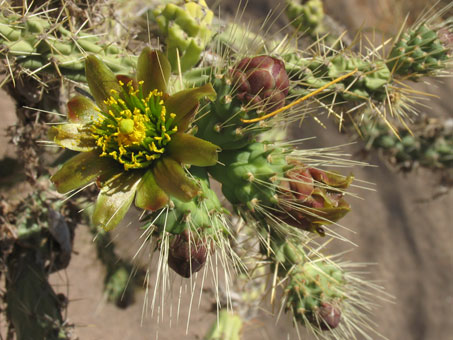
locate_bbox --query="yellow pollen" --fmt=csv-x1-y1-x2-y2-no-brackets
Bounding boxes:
145,154,158,161
116,116,146,147
92,80,177,171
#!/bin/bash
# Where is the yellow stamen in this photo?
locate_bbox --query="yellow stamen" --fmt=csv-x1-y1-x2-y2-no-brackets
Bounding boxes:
92,79,177,170
145,154,158,161
241,69,358,123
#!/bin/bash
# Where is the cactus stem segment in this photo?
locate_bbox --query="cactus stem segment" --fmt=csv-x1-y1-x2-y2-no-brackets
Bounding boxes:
241,68,359,123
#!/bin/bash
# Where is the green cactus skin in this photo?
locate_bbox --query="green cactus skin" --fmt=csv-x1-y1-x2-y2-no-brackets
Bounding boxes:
152,0,214,72
361,115,453,169
264,232,346,330
203,309,243,340
285,0,325,35
142,167,231,277
146,167,227,235
208,142,290,211
387,23,451,78
209,141,352,235
0,13,136,81
195,77,273,150
284,52,392,104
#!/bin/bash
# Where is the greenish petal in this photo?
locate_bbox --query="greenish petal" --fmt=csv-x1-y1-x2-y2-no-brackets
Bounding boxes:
50,150,120,194
116,74,136,87
135,170,169,210
67,95,99,123
305,199,351,225
309,168,353,189
92,171,142,231
85,55,122,111
153,157,200,201
167,133,219,166
165,83,216,128
136,47,171,94
48,123,96,151
175,104,199,132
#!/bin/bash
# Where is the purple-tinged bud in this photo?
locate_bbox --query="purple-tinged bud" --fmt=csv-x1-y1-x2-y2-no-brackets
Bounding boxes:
276,162,352,235
168,230,208,278
316,302,341,330
232,55,289,112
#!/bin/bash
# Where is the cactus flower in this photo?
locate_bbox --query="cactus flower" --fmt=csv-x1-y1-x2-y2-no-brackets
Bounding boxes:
277,162,353,235
49,47,219,231
231,55,289,112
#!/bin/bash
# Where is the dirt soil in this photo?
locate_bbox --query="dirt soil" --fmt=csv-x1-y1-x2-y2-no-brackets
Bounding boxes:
1,1,452,339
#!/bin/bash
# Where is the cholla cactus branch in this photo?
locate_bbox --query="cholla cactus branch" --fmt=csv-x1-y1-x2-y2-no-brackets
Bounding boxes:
151,0,214,72
360,114,453,170
204,309,243,340
0,9,137,82
2,1,448,339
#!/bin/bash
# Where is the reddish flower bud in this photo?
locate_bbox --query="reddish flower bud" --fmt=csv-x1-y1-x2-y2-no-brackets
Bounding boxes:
232,55,289,112
277,162,352,235
168,230,209,278
316,302,341,330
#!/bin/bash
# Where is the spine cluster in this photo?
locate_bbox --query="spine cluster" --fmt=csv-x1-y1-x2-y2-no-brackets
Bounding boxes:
0,13,136,81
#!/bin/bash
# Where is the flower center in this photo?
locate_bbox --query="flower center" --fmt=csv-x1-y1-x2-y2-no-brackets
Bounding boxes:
91,80,178,170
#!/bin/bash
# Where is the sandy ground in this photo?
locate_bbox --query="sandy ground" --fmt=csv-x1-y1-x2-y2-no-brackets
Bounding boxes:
1,1,453,339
